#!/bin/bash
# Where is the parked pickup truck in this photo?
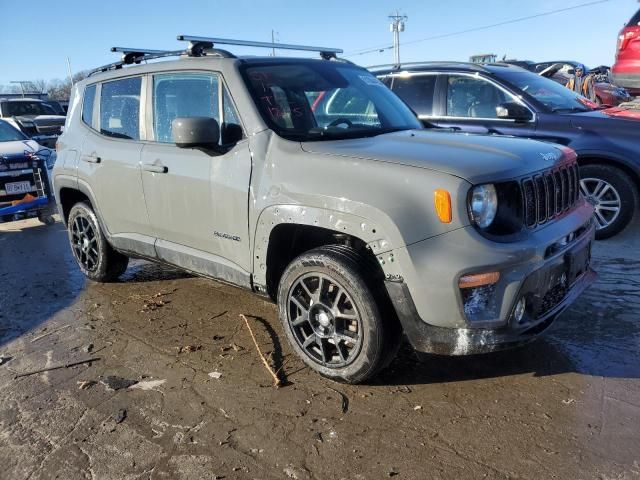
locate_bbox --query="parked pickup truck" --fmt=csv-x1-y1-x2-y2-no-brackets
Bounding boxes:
53,36,596,383
0,98,65,148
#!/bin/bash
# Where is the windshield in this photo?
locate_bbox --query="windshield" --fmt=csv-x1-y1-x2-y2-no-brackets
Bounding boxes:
499,71,592,112
3,101,55,116
242,61,421,141
0,120,27,142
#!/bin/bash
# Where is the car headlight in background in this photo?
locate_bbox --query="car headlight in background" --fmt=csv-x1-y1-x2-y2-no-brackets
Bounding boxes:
469,184,498,229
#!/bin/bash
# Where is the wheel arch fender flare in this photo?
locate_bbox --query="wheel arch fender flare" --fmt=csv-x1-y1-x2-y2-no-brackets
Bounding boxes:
575,150,640,189
61,179,111,238
251,204,405,287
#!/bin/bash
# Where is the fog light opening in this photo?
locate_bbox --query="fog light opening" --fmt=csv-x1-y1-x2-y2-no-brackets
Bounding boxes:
514,297,527,324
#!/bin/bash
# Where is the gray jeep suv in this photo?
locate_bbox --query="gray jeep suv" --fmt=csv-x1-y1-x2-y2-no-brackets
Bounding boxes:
53,36,596,383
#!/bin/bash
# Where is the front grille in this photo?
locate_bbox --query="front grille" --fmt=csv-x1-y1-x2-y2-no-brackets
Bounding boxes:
522,163,580,228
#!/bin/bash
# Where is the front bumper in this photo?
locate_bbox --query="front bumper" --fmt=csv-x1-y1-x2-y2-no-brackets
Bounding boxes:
385,202,597,355
387,268,595,355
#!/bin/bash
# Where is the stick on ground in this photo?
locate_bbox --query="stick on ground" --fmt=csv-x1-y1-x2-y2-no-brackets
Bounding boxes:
31,324,71,343
240,314,281,388
13,357,101,379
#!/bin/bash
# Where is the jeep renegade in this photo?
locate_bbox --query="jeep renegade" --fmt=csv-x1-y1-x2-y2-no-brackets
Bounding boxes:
53,36,596,383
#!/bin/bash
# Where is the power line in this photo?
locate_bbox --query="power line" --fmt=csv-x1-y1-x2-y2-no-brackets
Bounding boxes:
344,0,612,57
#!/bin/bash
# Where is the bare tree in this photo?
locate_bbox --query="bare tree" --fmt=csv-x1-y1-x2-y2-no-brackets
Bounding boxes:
30,79,49,93
0,71,89,100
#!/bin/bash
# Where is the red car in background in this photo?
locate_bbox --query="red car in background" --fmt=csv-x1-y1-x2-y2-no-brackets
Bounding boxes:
613,7,640,96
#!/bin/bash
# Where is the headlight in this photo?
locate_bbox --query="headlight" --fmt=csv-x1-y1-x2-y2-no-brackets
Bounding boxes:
469,184,498,229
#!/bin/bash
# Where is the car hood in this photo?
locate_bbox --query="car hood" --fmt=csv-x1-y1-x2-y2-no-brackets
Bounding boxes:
14,115,66,126
0,139,40,157
301,129,569,184
599,106,640,120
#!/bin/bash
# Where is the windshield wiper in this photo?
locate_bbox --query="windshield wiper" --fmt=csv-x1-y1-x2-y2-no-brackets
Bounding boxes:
307,126,410,140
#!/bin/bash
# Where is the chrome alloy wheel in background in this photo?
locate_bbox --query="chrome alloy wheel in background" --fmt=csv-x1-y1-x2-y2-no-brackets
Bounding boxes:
580,177,622,230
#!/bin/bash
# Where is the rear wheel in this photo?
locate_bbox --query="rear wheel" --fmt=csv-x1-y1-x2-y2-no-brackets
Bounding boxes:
277,245,401,384
67,202,129,282
579,164,638,239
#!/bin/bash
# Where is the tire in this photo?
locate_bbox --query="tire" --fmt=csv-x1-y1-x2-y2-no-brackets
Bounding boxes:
38,213,56,226
277,245,401,384
579,164,638,240
67,202,129,282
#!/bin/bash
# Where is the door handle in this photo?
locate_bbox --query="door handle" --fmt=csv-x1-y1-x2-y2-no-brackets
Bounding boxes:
82,154,101,164
142,163,168,174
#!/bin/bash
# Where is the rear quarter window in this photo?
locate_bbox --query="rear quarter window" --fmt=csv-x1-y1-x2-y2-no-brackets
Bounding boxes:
82,84,97,128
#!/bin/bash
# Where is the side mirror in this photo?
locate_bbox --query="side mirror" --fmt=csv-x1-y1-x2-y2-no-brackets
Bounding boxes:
567,69,575,75
496,102,533,123
172,117,220,149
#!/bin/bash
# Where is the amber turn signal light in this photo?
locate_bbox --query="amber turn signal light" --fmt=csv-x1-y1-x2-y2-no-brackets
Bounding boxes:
434,189,452,223
458,272,500,289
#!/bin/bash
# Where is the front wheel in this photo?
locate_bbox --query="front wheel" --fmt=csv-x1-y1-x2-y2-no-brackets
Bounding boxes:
67,202,129,282
579,164,638,239
277,246,400,384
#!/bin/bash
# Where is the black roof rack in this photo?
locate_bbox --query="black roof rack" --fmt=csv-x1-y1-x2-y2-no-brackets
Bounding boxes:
87,35,344,77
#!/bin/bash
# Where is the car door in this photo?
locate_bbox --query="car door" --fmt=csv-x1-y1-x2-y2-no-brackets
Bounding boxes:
430,73,537,137
77,76,155,257
140,71,252,286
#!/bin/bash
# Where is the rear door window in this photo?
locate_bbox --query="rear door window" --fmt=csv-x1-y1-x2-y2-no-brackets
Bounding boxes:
99,77,142,140
390,74,437,116
82,84,96,128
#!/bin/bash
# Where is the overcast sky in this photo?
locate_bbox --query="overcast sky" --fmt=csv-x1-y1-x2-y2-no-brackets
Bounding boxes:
0,0,636,85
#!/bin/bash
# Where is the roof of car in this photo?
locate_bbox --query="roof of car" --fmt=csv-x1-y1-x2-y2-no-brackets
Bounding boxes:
0,98,47,104
368,61,528,76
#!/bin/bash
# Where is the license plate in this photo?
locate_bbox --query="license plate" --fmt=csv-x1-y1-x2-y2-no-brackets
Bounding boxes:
566,243,590,284
5,181,33,195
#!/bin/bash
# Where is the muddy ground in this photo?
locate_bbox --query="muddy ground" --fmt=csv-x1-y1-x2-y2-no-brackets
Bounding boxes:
0,217,639,480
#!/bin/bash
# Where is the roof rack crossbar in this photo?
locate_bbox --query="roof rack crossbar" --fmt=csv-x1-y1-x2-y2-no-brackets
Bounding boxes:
110,47,179,65
88,49,186,77
87,35,344,78
177,35,342,58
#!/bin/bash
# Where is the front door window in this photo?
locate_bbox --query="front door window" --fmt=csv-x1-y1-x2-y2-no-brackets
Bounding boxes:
446,75,511,119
